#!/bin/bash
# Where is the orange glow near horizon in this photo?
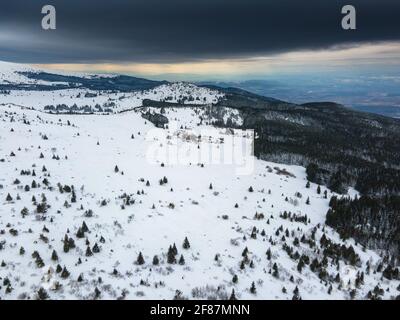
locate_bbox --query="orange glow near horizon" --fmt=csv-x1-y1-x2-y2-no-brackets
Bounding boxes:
35,42,400,78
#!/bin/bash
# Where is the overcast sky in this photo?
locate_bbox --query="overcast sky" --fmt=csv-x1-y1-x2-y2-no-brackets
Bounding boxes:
1,0,399,78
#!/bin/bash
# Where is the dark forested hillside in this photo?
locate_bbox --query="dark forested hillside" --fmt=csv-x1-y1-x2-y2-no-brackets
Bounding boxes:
212,88,400,262
326,196,400,265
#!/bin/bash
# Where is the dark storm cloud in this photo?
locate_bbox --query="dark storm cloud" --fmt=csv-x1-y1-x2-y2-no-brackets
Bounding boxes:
0,0,399,63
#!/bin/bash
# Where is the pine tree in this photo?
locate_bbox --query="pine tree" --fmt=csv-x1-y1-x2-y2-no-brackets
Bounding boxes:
82,221,89,232
266,248,271,260
182,237,190,249
251,227,257,239
71,190,77,203
68,237,76,249
328,285,333,294
306,181,310,188
3,277,10,286
92,243,100,253
306,197,310,205
37,287,49,300
167,246,176,264
248,186,254,192
229,289,237,300
152,255,159,266
292,286,301,300
94,287,101,299
76,227,85,238
21,207,28,218
272,263,279,278
51,250,58,261
86,246,93,257
297,259,305,273
63,236,70,253
137,252,145,265
172,243,178,255
250,281,256,294
42,178,49,186
55,264,62,273
232,274,238,283
178,255,185,265
5,284,12,294
317,185,321,194
114,165,119,173
61,266,70,279
6,193,12,202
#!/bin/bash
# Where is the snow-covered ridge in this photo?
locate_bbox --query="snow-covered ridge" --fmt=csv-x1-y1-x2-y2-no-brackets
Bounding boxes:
145,82,223,105
0,82,223,113
0,61,44,85
0,61,224,113
0,61,116,85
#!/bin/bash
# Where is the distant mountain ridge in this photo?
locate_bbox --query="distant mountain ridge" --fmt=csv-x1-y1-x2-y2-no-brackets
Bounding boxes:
16,71,166,91
199,78,400,119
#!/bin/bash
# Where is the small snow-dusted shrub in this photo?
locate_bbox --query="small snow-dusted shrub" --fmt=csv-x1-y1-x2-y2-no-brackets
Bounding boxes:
84,209,94,217
191,285,228,300
135,291,145,297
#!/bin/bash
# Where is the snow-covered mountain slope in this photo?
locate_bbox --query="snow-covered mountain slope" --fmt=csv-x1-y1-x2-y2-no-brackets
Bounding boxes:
0,61,111,85
0,61,49,86
0,83,222,113
0,61,224,113
0,104,399,300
